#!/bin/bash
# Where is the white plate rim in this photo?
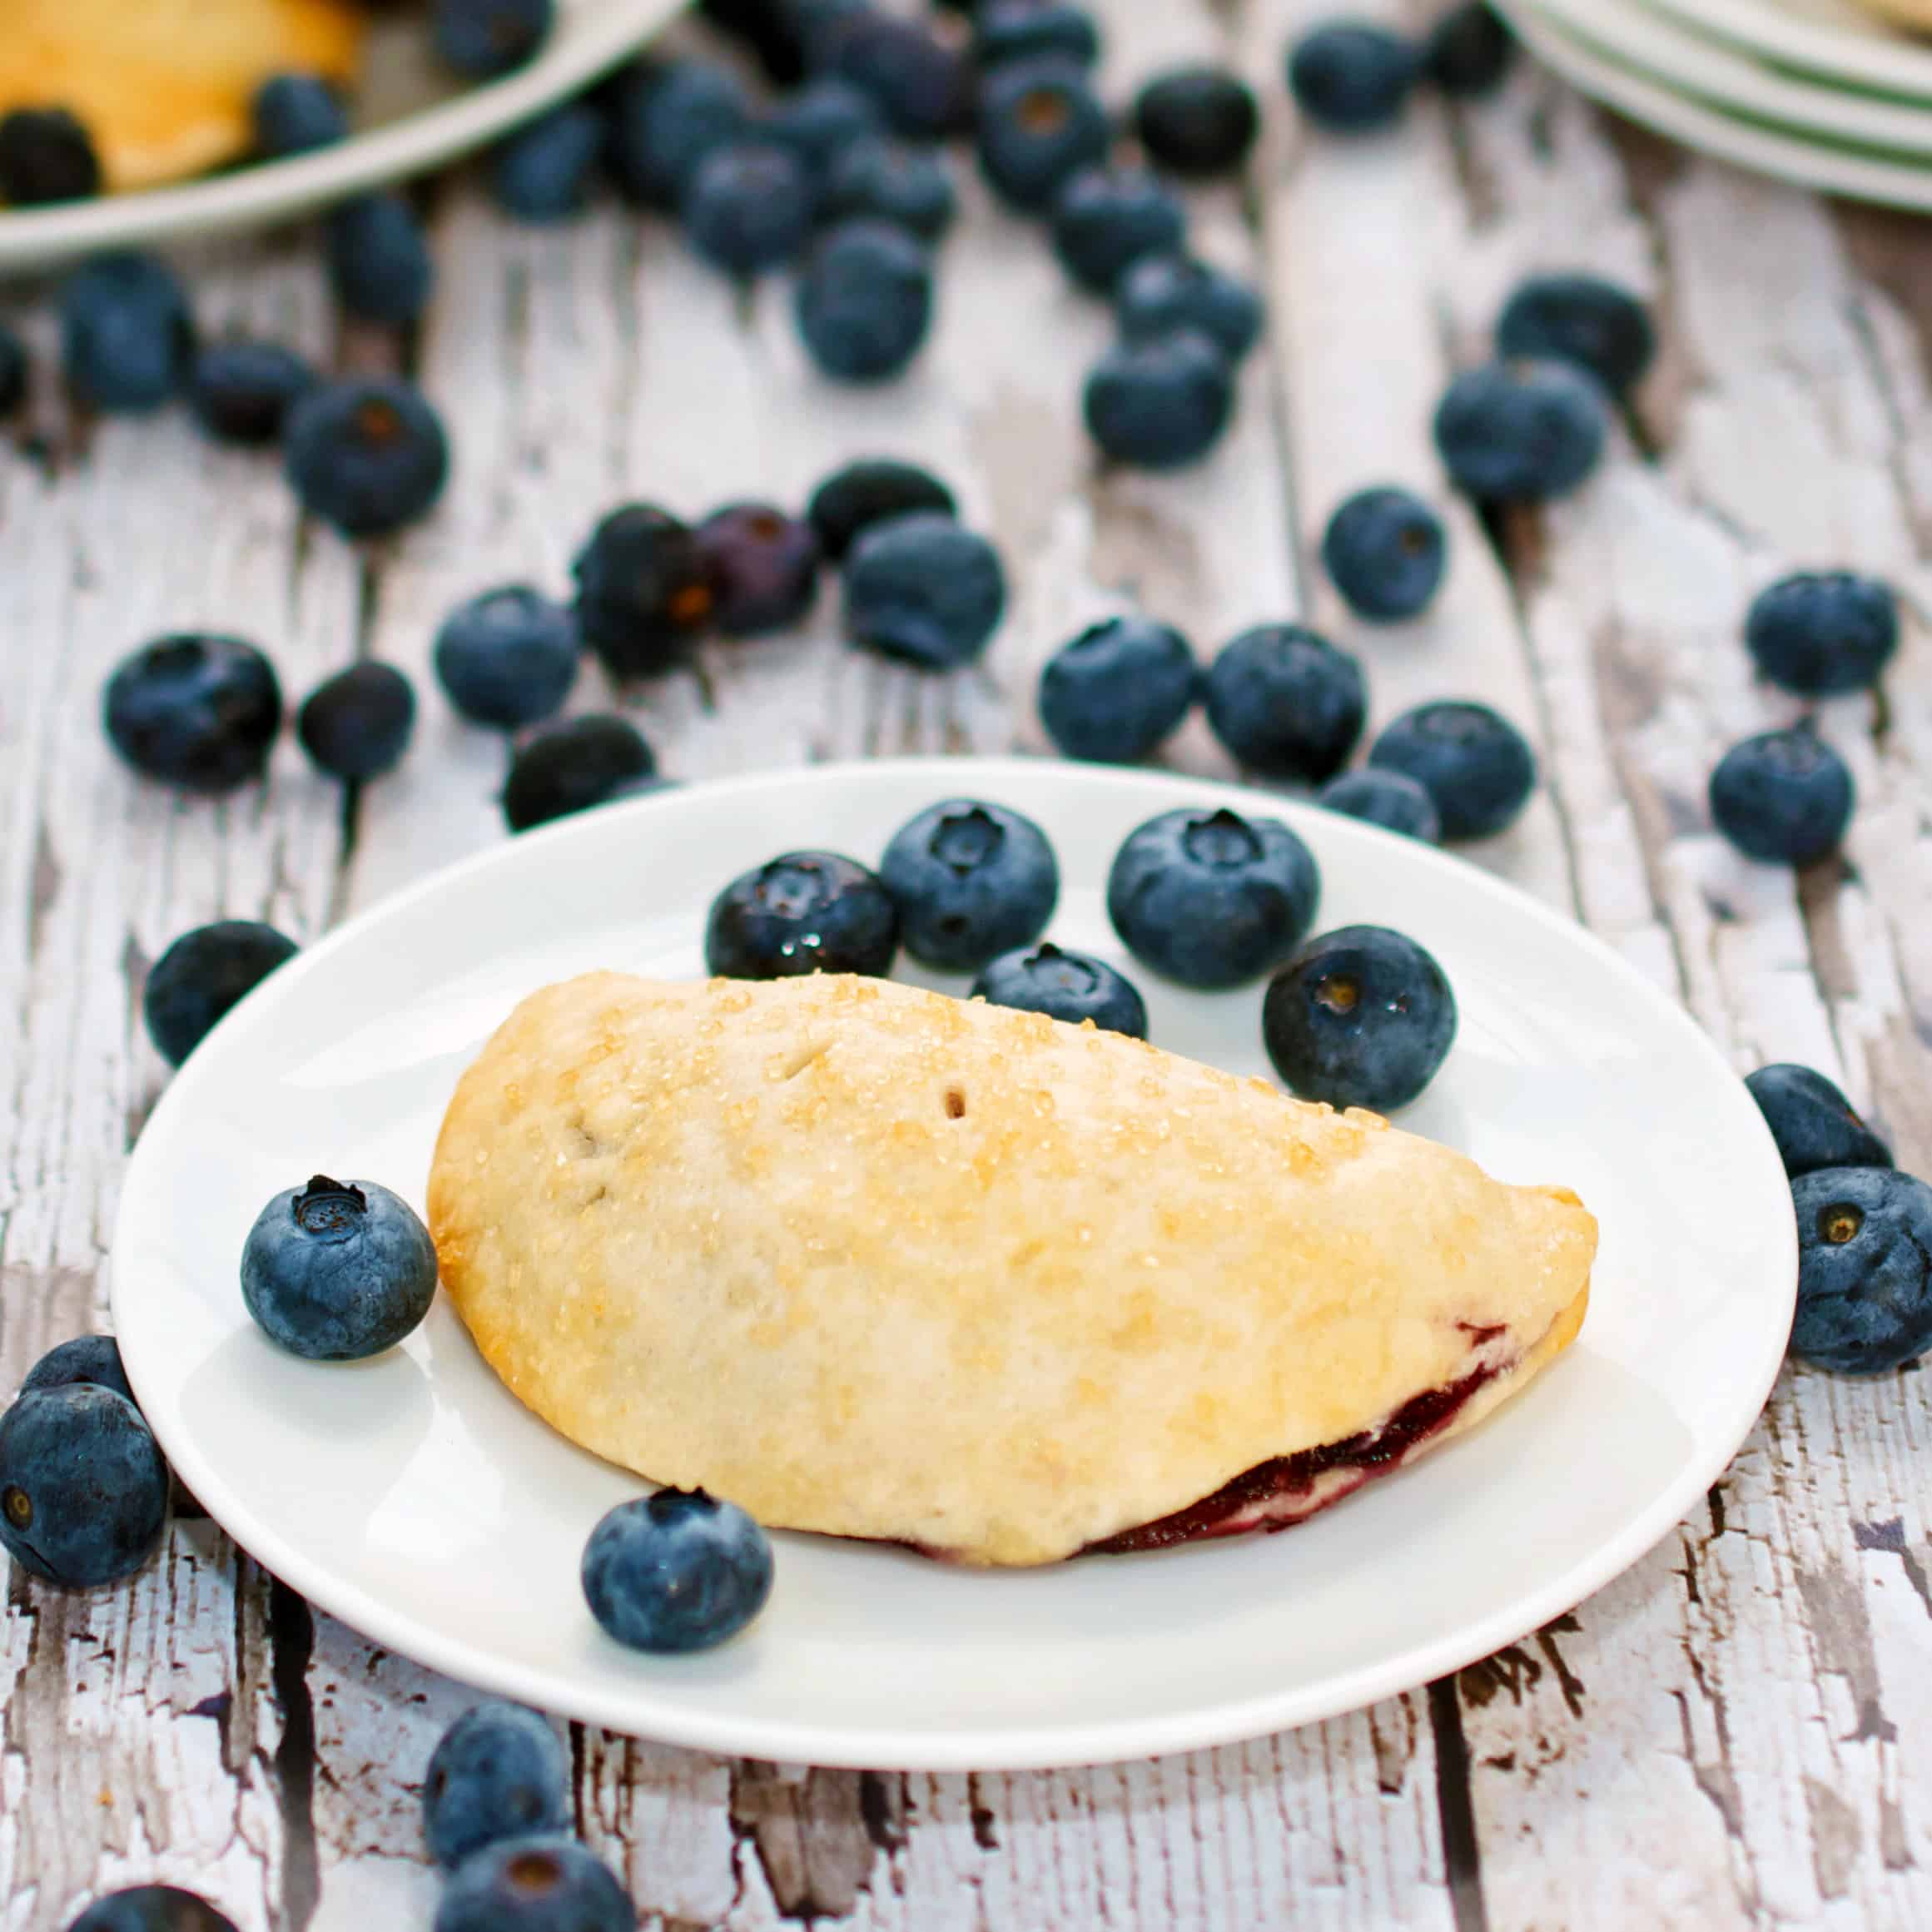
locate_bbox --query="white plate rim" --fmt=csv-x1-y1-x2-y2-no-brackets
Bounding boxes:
1641,0,1932,100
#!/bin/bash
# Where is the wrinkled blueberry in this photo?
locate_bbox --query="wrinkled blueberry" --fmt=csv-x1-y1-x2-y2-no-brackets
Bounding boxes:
815,12,973,139
188,339,316,445
435,0,554,77
1317,767,1442,842
435,586,579,728
976,58,1110,211
297,662,416,782
1790,1167,1932,1374
502,716,658,832
424,1702,570,1870
0,108,100,205
325,192,434,324
60,253,194,412
435,1835,631,1932
843,511,1005,667
1709,726,1854,867
581,1487,773,1652
880,798,1059,971
286,378,449,537
1746,1063,1892,1180
67,1890,236,1932
1115,253,1264,363
1368,699,1537,841
144,920,299,1065
103,633,282,793
683,142,814,275
1322,486,1447,623
796,219,934,382
251,73,348,157
1050,165,1186,294
604,59,753,208
1085,330,1233,470
1131,66,1259,178
491,103,603,221
976,2,1101,72
1204,624,1367,783
973,942,1146,1037
573,504,718,677
1433,358,1607,501
807,456,956,559
822,135,957,241
1745,571,1897,698
694,503,822,634
1039,613,1197,763
20,1336,137,1409
1288,22,1419,132
766,77,884,186
706,850,898,977
1497,271,1654,398
0,1384,169,1587
1425,2,1515,96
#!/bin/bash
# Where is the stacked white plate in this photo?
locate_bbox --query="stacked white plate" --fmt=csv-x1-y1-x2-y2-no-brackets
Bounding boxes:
1495,0,1932,207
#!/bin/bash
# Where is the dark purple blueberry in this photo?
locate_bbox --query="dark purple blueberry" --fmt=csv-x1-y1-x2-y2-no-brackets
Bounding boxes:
879,797,1059,971
1205,624,1367,783
251,73,348,156
0,107,101,205
144,920,299,1065
1368,699,1537,842
976,57,1110,211
1131,65,1259,178
1497,271,1654,398
1745,571,1897,698
423,1702,570,1870
1791,1168,1932,1374
60,253,194,412
1708,726,1854,867
972,942,1146,1037
286,378,449,537
0,1384,169,1587
573,504,719,677
103,634,282,794
807,456,956,559
188,339,316,445
502,715,658,832
694,503,822,635
705,850,898,977
581,1487,773,1651
434,586,579,729
843,511,1005,668
1746,1063,1892,1180
297,662,416,782
1085,330,1234,470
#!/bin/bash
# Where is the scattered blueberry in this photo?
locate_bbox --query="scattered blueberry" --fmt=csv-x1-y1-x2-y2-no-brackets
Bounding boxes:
1131,66,1259,178
976,59,1110,211
424,1703,570,1870
297,663,416,782
1497,271,1654,399
0,108,101,205
188,339,316,445
1038,614,1197,763
683,142,815,276
1317,767,1442,842
435,0,555,77
976,2,1101,72
1746,1064,1892,1180
1321,486,1447,623
1744,571,1898,698
0,322,25,415
1433,358,1608,502
434,1836,632,1932
796,219,934,382
1708,725,1854,867
582,1487,774,1652
241,1175,440,1362
1424,2,1515,96
1050,165,1186,294
766,77,884,187
879,798,1059,971
705,850,898,977
1204,624,1367,783
843,511,1005,668
816,12,974,140
822,136,957,241
973,942,1146,1037
1085,330,1234,469
20,1336,137,1410
573,504,718,677
1368,700,1537,841
502,715,658,832
694,503,822,634
435,586,579,728
286,378,449,537
103,633,282,793
325,192,435,325
1288,22,1419,133
1107,805,1320,989
66,1887,238,1932
144,921,299,1065
251,73,348,157
1790,1168,1932,1374
807,456,956,559
1115,253,1264,363
60,253,194,413
491,103,603,221
605,59,754,209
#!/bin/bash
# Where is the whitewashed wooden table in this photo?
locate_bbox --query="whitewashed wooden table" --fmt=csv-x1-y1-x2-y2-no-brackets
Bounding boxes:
3,1,1930,1926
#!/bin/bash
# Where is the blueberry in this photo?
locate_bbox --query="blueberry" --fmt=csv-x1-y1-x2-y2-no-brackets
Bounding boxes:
683,142,814,275
843,511,1005,668
0,107,101,205
103,633,282,793
60,253,194,413
241,1175,439,1362
144,920,299,1065
822,136,957,241
1107,805,1320,989
0,1384,169,1588
21,1336,137,1409
1131,66,1259,178
1204,624,1367,782
1050,166,1186,295
699,0,817,84
1424,2,1515,96
1085,330,1233,470
766,77,884,186
491,103,603,221
1038,614,1197,763
1746,1064,1892,1180
1791,1168,1932,1374
188,339,316,445
65,1887,238,1932
325,192,435,325
435,587,579,728
581,1487,773,1652
879,799,1058,971
604,59,754,209
1321,486,1447,622
435,1836,631,1932
286,377,449,537
796,219,934,382
251,73,348,156
706,850,898,977
1708,726,1854,867
1745,571,1897,698
807,456,956,559
0,322,26,415
1497,271,1654,398
1316,767,1443,842
976,2,1101,71
297,662,416,782
1288,22,1419,133
1263,924,1457,1112
435,0,554,77
424,1703,569,1870
1115,253,1264,363
815,12,973,140
972,942,1146,1037
693,503,822,634
1368,700,1537,841
573,504,718,677
503,716,658,832
976,58,1110,211
1433,359,1607,501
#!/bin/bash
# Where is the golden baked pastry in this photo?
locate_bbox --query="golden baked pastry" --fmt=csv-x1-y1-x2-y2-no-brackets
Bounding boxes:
2,0,365,194
429,971,1595,1567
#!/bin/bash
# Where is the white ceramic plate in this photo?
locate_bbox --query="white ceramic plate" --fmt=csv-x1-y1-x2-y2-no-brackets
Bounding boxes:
0,0,684,273
1644,0,1932,102
112,758,1794,1771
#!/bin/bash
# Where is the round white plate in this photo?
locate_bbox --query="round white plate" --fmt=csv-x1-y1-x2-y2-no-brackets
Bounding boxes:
112,758,1795,1771
1644,0,1932,102
0,0,684,274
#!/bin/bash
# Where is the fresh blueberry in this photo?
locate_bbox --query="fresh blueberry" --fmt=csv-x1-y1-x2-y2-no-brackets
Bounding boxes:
879,798,1059,971
766,77,884,188
0,322,26,415
491,103,603,221
0,108,101,205
976,2,1101,71
435,587,579,728
1434,358,1607,502
1745,571,1897,698
188,339,316,445
1368,700,1537,841
144,920,299,1065
807,456,956,559
683,142,814,275
251,73,348,156
435,0,554,77
1497,271,1654,398
706,850,898,977
573,504,718,677
1790,1168,1932,1374
795,219,934,382
424,1703,569,1870
1107,805,1320,989
60,253,194,412
20,1336,137,1409
1038,614,1197,763
1321,486,1447,623
241,1175,439,1362
1746,1064,1892,1180
972,942,1146,1037
297,662,416,782
694,503,822,635
1424,2,1515,96
1085,330,1233,470
0,1384,169,1587
1131,66,1259,178
502,715,658,832
604,59,754,209
1204,624,1367,783
325,192,434,324
103,634,282,793
843,511,1005,667
814,12,974,139
976,58,1110,211
1316,767,1442,842
65,1887,238,1932
822,136,957,241
435,1836,631,1932
1708,726,1854,867
582,1487,774,1652
1288,22,1419,133
1115,253,1264,363
286,377,449,537
1050,165,1186,294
